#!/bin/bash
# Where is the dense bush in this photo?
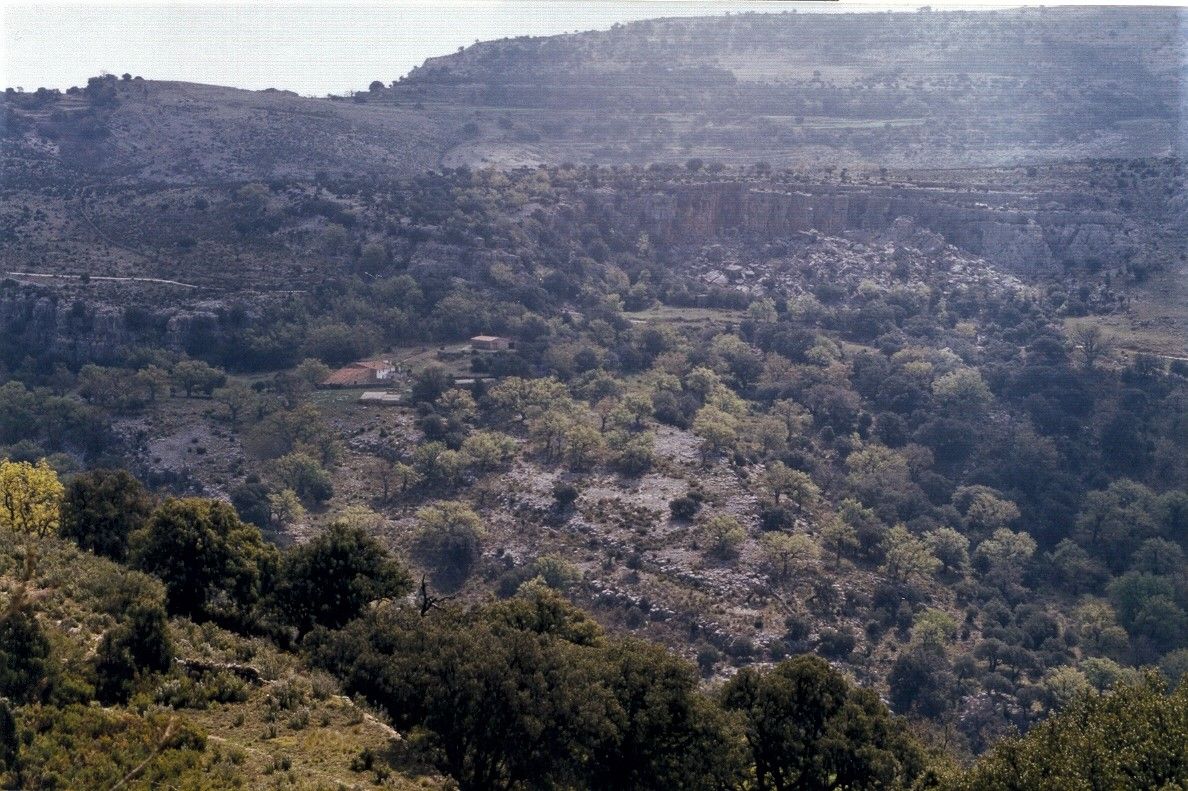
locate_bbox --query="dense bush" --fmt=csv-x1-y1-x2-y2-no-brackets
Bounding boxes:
59,468,153,561
273,522,412,634
952,675,1187,790
722,655,929,790
308,586,746,790
0,607,53,704
130,498,278,626
93,602,173,703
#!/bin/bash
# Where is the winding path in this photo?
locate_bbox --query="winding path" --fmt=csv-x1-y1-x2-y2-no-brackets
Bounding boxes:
5,271,202,288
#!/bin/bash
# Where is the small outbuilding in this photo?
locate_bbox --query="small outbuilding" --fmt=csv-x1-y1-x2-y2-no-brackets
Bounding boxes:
470,335,511,351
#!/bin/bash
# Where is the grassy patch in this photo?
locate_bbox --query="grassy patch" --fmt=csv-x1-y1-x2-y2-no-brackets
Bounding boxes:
624,305,746,325
3,535,444,790
1064,260,1188,361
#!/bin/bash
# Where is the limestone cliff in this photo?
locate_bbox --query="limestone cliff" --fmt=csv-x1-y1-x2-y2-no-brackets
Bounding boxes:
610,182,1155,275
0,286,231,363
0,290,134,363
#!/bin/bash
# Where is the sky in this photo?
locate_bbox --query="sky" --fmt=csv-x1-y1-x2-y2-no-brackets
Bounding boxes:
3,0,1182,97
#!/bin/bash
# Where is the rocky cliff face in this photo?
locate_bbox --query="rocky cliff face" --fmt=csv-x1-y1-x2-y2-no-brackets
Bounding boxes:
615,182,1152,276
0,290,132,363
0,286,229,364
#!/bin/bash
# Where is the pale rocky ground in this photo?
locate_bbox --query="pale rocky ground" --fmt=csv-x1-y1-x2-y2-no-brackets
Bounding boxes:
118,375,964,690
99,219,1027,686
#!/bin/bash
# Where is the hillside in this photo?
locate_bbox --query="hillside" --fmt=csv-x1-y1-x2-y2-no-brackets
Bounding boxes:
391,7,1185,169
1,6,1186,790
2,80,461,185
4,7,1185,185
0,531,446,789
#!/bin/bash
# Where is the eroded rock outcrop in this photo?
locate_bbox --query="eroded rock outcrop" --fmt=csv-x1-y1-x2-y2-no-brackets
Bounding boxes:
0,290,135,362
609,181,1152,275
0,286,241,363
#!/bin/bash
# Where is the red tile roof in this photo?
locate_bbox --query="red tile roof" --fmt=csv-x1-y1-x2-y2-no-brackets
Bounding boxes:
322,367,378,386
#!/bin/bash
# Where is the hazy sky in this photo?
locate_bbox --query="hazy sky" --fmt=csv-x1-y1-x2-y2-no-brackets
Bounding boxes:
3,1,1179,97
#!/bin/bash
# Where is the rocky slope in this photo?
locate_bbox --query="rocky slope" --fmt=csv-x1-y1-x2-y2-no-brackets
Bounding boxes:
608,180,1160,275
2,80,460,185
4,7,1184,184
392,7,1185,170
